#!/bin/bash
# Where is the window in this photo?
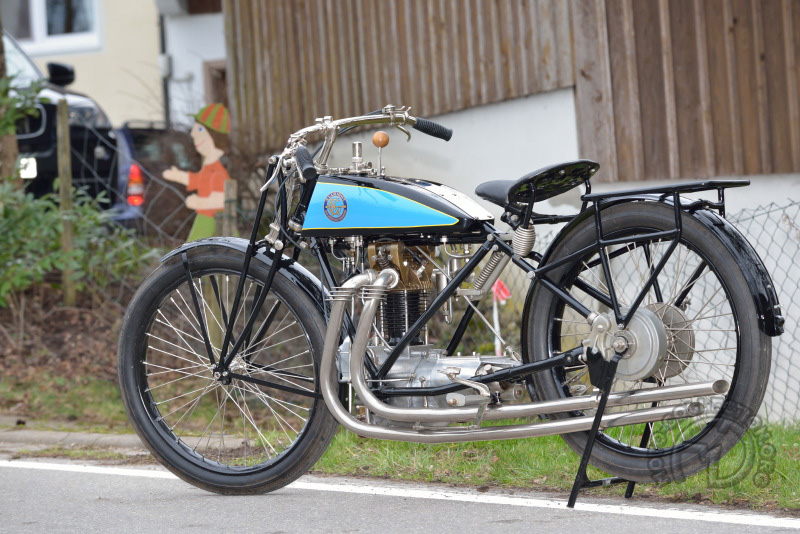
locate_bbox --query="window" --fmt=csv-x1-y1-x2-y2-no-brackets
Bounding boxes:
0,0,101,56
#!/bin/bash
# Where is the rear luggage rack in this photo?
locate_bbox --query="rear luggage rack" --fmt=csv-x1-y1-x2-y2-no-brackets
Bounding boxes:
582,179,749,218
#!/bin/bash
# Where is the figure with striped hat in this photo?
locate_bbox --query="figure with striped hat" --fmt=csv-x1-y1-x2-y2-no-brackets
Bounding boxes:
163,103,232,241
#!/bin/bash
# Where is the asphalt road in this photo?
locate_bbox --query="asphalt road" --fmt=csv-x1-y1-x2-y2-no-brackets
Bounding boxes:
1,458,799,533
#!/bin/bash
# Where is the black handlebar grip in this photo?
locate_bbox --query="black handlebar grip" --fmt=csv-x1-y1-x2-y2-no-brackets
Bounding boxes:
294,145,318,181
413,117,453,142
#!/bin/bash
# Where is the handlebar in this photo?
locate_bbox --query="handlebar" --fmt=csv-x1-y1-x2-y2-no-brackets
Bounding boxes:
293,145,318,181
412,117,453,142
284,105,453,175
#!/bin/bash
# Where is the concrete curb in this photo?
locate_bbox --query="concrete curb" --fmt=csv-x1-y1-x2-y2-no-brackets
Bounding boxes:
0,428,146,452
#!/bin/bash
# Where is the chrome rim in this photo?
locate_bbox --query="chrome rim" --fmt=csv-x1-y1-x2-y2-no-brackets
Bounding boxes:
140,270,317,470
549,236,740,454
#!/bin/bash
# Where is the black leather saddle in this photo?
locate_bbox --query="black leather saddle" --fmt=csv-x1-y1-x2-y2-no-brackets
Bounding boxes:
475,160,599,207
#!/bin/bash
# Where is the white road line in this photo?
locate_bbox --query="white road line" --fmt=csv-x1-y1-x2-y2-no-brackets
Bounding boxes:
1,460,798,529
0,460,177,479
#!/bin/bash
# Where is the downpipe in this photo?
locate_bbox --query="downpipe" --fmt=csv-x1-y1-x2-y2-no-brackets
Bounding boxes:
319,269,713,444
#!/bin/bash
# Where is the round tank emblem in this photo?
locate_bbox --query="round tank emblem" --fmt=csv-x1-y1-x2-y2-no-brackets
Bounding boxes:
323,191,348,222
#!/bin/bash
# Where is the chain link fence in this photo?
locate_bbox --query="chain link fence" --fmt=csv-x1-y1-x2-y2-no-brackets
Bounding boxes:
730,203,799,421
447,202,800,423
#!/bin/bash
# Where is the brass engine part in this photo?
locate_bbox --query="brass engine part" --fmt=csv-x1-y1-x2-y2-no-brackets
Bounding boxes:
367,242,434,291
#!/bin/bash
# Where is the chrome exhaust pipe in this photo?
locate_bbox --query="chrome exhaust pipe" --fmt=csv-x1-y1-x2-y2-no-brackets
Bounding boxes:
319,270,710,444
345,270,727,424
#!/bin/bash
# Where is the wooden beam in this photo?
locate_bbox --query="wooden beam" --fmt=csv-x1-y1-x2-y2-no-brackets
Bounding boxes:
787,0,800,171
56,99,75,307
659,0,679,179
752,0,771,174
606,0,643,181
571,0,617,181
694,0,716,178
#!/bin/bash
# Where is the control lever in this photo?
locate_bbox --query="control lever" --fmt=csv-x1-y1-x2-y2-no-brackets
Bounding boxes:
372,131,389,176
439,367,490,428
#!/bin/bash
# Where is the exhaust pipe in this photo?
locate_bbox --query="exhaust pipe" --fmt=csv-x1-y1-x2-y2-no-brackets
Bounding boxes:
346,270,727,424
319,270,711,444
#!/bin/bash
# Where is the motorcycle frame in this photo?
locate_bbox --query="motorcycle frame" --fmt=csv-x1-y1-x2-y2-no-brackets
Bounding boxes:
182,161,751,401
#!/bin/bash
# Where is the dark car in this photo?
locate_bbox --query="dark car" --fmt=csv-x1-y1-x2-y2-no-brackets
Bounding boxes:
4,32,133,218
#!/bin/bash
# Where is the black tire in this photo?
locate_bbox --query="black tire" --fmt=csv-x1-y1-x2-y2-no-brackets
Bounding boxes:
117,248,338,494
526,202,771,483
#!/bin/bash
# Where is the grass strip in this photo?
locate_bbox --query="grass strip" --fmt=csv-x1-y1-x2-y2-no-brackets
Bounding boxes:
316,424,800,512
3,375,798,511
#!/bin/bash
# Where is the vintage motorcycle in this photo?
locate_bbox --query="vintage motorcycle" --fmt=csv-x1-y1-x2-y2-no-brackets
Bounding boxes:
117,105,783,506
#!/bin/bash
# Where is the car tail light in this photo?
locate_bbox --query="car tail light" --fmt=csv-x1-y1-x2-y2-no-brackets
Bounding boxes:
127,163,145,206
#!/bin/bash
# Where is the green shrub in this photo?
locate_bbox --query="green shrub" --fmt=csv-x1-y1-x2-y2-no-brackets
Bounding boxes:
0,182,157,306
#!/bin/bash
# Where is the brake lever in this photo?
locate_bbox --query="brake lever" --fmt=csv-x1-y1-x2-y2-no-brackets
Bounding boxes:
395,124,411,142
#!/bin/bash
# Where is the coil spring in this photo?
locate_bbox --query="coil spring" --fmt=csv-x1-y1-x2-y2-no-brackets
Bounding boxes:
376,248,392,269
474,252,505,291
512,226,536,257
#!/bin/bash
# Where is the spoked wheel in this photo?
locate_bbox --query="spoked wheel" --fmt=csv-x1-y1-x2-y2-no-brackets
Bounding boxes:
118,249,337,494
526,202,771,483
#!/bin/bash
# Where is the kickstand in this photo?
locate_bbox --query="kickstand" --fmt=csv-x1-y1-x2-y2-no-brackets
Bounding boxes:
567,351,630,508
623,405,656,498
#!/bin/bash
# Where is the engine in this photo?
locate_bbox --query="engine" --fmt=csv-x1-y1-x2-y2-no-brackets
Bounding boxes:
367,241,434,345
335,239,524,422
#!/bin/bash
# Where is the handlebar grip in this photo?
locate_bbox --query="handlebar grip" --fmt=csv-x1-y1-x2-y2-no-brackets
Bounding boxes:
413,117,453,142
294,145,318,181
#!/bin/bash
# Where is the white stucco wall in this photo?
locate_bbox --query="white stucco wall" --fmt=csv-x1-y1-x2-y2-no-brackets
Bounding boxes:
164,12,225,124
28,0,162,126
328,88,580,222
327,88,798,421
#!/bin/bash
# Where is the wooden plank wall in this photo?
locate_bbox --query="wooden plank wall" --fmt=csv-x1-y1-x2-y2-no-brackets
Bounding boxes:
223,0,574,154
574,0,800,182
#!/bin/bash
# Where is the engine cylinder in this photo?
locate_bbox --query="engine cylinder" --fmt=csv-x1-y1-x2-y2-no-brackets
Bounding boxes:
383,290,428,345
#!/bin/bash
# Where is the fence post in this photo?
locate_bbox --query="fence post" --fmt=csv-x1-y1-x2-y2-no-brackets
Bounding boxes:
222,179,238,236
56,99,75,306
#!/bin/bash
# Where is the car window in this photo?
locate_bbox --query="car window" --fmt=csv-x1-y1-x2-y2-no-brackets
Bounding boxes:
3,34,43,87
170,141,194,169
126,128,200,172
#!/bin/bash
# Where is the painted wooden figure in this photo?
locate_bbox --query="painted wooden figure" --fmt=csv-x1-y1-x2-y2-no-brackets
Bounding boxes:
163,103,232,241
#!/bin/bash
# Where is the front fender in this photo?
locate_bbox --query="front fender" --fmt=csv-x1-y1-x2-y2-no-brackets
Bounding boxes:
527,198,783,337
161,237,329,320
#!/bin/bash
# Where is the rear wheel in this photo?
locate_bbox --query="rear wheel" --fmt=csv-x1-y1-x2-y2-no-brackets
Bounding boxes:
526,202,771,482
118,249,337,494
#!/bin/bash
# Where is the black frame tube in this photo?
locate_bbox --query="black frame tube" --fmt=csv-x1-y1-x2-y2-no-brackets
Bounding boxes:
378,347,580,398
216,161,278,371
445,306,476,355
181,251,216,367
212,171,735,393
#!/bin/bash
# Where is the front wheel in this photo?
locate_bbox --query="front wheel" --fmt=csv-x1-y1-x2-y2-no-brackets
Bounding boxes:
117,249,337,494
526,202,771,483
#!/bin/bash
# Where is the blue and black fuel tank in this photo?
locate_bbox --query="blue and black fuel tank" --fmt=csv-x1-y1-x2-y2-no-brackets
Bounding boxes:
299,174,494,238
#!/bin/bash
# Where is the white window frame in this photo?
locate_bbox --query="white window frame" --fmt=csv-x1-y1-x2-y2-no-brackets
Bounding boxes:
16,0,103,57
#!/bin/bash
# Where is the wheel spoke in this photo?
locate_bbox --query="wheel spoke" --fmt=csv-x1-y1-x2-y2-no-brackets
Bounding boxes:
541,231,743,455
132,264,321,477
